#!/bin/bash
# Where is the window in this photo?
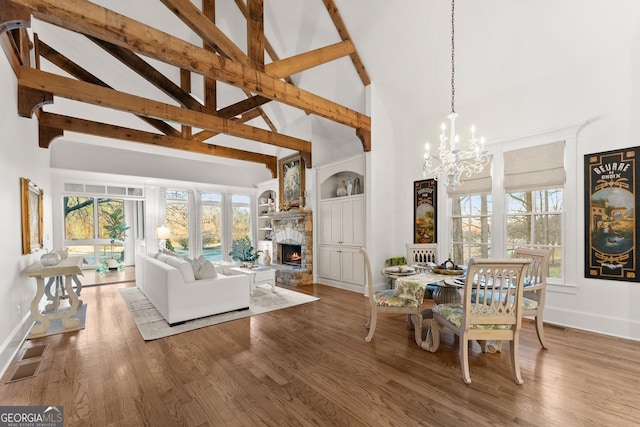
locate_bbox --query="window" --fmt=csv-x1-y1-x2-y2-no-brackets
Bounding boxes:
451,195,492,264
162,189,253,262
444,140,566,282
507,189,562,278
64,196,127,265
165,190,190,257
201,192,222,261
231,194,251,241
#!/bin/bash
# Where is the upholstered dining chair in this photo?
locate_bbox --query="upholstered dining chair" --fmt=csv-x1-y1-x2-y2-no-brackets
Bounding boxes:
361,247,425,346
422,258,530,384
481,247,552,353
513,247,552,349
406,243,438,298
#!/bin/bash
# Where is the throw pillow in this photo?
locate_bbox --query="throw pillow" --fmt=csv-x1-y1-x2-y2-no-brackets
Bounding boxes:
195,260,217,280
165,256,196,282
157,253,170,263
161,248,180,258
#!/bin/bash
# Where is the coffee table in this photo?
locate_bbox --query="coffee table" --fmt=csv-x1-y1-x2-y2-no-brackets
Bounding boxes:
230,266,276,293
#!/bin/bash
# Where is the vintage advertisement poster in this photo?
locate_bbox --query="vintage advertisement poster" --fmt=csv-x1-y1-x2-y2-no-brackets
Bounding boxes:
584,147,639,282
414,179,437,243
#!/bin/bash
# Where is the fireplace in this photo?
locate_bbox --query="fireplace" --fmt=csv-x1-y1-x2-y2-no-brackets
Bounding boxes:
268,210,313,286
281,243,302,267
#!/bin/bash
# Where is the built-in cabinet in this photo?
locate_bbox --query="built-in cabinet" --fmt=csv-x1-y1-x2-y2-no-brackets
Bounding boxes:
320,195,364,246
255,183,277,265
316,154,366,292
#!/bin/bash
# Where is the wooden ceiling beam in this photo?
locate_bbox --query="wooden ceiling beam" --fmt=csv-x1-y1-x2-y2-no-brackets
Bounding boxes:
38,111,278,177
232,0,295,86
322,0,371,86
247,0,264,71
37,38,181,138
4,0,370,134
160,0,249,65
18,67,312,155
87,37,205,112
265,40,356,79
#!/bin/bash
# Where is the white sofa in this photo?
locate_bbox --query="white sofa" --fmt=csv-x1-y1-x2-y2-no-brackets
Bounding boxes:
135,253,250,325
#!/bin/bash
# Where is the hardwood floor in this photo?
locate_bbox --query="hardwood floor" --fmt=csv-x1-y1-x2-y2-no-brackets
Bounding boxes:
1,282,639,426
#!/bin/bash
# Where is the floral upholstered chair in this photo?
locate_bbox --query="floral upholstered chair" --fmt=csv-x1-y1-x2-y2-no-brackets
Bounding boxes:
481,247,552,353
514,247,552,349
422,258,530,384
361,247,426,346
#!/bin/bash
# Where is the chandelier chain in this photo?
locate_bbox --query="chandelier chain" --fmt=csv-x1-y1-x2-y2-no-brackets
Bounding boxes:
422,0,488,189
450,0,455,114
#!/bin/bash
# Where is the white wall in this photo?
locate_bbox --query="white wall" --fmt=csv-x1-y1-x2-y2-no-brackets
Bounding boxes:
390,20,640,340
0,54,53,373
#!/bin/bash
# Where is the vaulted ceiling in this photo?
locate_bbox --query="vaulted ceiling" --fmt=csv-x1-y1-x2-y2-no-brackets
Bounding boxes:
0,0,371,180
3,1,639,186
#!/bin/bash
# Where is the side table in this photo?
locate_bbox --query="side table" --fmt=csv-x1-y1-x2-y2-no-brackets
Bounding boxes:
24,256,86,335
231,266,276,293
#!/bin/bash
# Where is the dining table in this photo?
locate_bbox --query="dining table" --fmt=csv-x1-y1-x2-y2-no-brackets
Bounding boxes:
395,272,464,305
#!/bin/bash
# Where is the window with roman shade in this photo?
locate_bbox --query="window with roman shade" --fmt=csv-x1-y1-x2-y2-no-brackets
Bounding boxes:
504,141,565,191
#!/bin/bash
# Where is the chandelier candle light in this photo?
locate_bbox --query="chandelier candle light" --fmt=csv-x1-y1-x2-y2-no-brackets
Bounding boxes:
423,0,489,189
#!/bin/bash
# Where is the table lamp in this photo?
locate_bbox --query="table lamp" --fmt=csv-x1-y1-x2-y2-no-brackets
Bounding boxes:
156,225,171,250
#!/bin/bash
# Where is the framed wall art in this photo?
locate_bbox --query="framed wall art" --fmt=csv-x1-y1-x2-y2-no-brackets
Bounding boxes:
278,154,305,209
414,179,437,243
21,177,44,255
584,147,640,282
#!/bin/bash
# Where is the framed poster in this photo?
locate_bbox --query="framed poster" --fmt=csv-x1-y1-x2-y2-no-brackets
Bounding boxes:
21,177,44,255
414,179,437,243
584,147,640,282
278,154,305,209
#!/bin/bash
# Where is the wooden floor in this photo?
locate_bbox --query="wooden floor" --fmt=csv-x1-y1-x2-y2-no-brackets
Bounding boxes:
2,282,640,426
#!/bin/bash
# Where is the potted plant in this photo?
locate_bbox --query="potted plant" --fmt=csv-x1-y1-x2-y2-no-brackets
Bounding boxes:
103,207,130,270
229,236,262,266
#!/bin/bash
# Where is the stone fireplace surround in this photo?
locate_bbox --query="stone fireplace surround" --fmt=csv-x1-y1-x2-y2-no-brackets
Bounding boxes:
267,210,312,286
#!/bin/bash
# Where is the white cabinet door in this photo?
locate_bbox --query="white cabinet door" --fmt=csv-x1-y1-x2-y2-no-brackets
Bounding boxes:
320,196,364,246
318,246,341,281
341,196,364,246
340,246,365,285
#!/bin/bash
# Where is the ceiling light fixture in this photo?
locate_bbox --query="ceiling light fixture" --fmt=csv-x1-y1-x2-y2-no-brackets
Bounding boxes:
423,0,489,189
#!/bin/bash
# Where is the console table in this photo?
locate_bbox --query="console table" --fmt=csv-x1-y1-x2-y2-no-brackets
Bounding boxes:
24,256,86,335
231,266,276,293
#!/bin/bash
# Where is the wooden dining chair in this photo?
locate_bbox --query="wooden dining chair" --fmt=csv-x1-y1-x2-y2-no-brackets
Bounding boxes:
481,247,552,353
422,258,530,384
513,247,552,348
361,247,425,346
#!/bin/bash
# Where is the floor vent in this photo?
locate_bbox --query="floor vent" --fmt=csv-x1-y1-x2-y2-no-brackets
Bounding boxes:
6,360,41,383
21,344,48,361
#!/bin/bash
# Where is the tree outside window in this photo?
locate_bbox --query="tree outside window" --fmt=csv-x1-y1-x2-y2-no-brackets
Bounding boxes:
450,194,492,265
507,188,562,278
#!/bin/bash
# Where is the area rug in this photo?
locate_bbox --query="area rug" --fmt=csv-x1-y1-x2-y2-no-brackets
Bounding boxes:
27,304,87,339
119,285,319,340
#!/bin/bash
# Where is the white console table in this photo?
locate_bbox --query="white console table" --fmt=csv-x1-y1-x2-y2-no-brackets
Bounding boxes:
231,266,276,293
24,256,86,335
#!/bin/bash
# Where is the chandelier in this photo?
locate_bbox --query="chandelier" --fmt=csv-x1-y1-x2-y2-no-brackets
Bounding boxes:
423,0,489,189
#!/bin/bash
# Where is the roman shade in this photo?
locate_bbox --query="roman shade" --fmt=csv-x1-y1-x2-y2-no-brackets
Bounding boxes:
504,141,565,192
447,156,493,196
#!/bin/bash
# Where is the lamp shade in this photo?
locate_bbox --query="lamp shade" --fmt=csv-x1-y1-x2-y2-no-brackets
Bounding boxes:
155,226,171,240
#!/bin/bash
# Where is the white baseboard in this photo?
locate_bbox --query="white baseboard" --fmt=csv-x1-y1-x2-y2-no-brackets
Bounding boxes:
0,314,33,378
545,305,640,341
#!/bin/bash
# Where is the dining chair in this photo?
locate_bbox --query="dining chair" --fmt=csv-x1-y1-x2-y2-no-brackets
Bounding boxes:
406,243,438,266
422,258,530,384
481,247,552,353
513,247,552,348
361,247,425,346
